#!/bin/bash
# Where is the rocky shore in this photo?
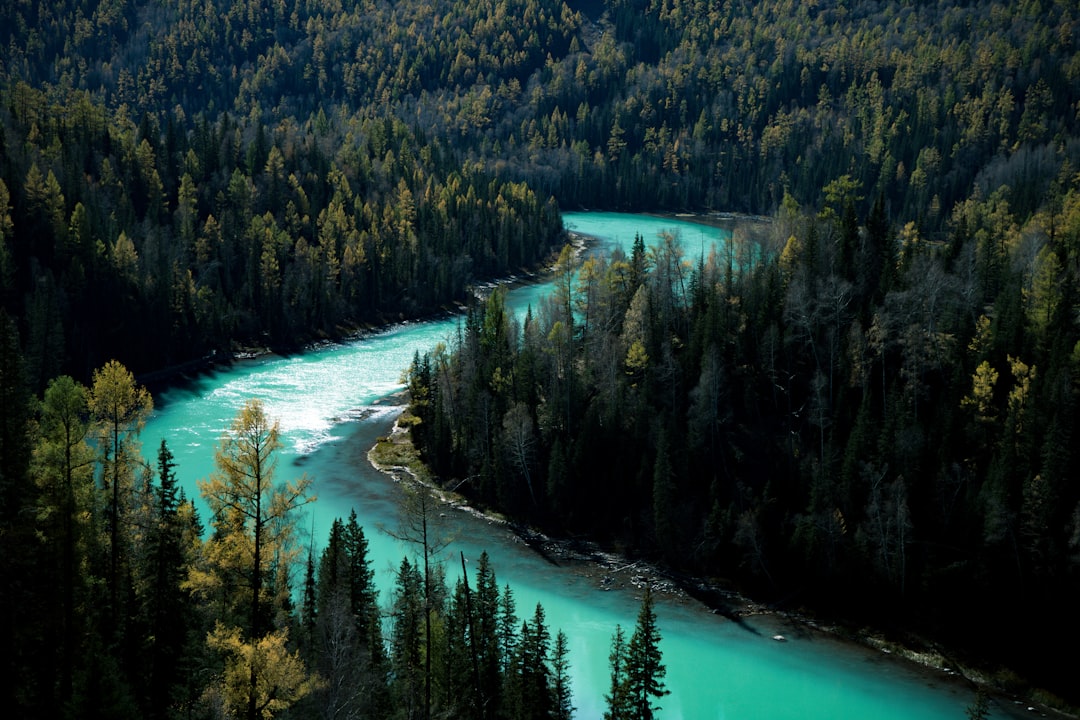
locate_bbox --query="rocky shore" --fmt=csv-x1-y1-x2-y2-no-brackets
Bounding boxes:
366,407,1070,720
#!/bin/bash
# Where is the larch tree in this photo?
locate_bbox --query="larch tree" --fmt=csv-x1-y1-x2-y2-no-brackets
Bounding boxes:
88,359,152,628
195,398,317,720
207,623,322,720
31,375,96,709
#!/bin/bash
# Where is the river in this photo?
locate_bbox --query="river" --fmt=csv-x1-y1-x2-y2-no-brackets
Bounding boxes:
141,212,1024,719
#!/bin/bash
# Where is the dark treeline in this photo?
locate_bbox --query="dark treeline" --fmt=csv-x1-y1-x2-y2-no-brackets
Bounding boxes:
407,182,1080,706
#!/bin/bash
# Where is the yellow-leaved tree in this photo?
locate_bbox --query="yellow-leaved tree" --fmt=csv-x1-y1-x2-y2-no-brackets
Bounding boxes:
206,623,321,720
191,398,318,720
88,359,152,628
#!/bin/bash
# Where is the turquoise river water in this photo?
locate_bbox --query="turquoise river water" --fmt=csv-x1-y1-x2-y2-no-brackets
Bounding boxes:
141,212,1029,719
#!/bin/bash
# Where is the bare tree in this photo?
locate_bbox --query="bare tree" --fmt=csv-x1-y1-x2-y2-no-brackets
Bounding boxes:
503,402,537,506
384,482,455,720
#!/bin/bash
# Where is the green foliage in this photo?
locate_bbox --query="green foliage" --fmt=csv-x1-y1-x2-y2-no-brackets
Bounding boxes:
5,0,1080,711
6,348,584,719
410,175,1080,704
604,587,667,720
0,84,563,377
5,0,1079,375
628,587,667,718
604,624,630,720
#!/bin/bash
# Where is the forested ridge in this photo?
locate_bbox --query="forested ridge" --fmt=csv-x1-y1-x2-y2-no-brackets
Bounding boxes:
3,0,1079,379
2,0,1080,716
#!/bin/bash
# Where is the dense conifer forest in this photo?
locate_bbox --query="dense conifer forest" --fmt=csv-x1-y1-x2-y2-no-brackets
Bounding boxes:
2,0,1080,717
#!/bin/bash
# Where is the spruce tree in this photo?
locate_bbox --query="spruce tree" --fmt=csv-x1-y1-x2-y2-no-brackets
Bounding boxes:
474,552,503,713
603,624,630,720
344,509,383,667
390,557,425,718
623,587,669,720
142,439,194,719
552,630,575,720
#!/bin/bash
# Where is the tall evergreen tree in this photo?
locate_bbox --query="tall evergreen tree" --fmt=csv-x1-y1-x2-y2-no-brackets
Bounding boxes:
552,630,575,720
603,624,630,720
474,551,504,715
390,556,425,719
309,514,388,720
505,603,554,720
623,587,668,720
141,439,197,719
343,509,384,670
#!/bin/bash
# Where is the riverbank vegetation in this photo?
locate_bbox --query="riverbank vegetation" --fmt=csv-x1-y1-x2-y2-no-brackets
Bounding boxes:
4,362,679,719
406,195,1080,708
2,0,1080,713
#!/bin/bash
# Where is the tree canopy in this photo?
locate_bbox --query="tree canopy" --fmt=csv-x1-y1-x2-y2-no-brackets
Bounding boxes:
3,0,1080,713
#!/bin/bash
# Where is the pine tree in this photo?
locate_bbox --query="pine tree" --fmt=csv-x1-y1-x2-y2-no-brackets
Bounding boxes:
622,587,669,720
552,630,575,720
390,556,425,718
603,624,630,720
142,439,196,719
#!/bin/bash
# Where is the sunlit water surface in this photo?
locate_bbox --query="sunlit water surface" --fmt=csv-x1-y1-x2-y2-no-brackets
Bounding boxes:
142,212,1021,719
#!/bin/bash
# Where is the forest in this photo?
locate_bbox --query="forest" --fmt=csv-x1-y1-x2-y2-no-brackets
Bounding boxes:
2,0,1080,717
2,359,666,719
